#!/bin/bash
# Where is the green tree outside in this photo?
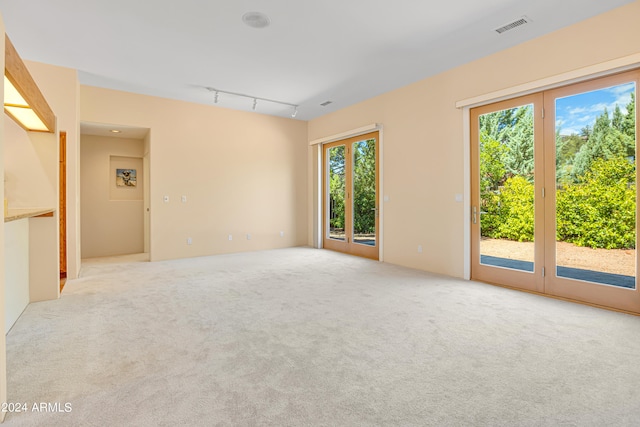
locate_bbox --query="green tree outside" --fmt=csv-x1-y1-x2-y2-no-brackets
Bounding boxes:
479,88,636,249
353,140,376,235
328,145,345,230
327,140,377,235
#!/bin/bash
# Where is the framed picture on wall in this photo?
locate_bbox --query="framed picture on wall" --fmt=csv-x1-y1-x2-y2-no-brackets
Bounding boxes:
116,169,137,187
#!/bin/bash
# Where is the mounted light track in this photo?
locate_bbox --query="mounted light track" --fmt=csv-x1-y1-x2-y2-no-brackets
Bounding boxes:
206,87,299,119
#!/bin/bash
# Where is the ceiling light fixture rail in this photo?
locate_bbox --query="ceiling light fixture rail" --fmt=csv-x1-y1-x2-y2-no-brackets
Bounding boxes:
206,87,298,118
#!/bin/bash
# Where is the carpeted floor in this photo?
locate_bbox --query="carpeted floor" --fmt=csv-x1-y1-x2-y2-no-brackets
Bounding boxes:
3,247,640,426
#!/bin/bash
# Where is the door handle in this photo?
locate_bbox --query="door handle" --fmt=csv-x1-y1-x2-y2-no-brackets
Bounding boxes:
473,206,477,224
371,207,379,218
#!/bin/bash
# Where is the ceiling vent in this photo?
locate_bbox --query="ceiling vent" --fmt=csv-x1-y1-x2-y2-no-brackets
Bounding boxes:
494,16,531,34
320,101,333,107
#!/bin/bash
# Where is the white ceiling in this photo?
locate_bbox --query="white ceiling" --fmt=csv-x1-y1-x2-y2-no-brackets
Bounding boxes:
0,0,633,121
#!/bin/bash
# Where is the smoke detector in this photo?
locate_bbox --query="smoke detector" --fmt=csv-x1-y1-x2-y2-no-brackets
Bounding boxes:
242,12,271,29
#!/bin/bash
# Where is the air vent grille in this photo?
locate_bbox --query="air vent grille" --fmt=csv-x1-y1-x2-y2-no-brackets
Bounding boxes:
320,101,333,107
495,16,530,34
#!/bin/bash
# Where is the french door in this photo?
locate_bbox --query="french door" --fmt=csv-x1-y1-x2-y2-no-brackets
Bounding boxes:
323,132,379,260
471,70,640,313
471,93,545,293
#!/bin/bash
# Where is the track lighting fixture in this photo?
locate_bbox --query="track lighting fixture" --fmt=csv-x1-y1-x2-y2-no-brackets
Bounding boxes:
205,87,299,118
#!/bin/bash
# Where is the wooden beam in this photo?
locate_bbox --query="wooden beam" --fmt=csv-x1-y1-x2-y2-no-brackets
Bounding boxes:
4,35,55,133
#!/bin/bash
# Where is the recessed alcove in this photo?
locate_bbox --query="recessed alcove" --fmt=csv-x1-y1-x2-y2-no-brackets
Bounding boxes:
3,34,59,333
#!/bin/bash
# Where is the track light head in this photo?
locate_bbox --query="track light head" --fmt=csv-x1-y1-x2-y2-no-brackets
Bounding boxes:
291,106,298,118
214,91,219,103
252,98,257,110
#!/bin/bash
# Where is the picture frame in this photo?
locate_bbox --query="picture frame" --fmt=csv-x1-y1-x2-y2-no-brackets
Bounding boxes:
116,168,137,187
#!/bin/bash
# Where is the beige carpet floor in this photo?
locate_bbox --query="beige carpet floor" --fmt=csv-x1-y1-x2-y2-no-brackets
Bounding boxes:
3,247,640,426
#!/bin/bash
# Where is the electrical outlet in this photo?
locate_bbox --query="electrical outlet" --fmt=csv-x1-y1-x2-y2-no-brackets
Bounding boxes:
163,195,169,203
181,195,187,203
228,234,233,241
280,231,284,237
187,237,192,245
418,245,423,253
247,234,251,240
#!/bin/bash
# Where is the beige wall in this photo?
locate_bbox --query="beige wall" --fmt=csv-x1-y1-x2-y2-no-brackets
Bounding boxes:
4,219,29,334
25,61,81,279
0,16,6,417
4,117,58,208
81,87,308,261
81,135,145,258
308,1,640,278
143,132,150,253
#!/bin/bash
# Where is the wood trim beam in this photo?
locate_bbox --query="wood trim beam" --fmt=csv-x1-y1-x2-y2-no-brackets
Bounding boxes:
309,124,379,146
4,35,55,133
456,52,640,109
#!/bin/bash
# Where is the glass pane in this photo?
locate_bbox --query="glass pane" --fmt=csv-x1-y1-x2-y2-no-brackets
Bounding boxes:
555,82,636,289
328,145,346,241
352,139,376,246
478,104,535,272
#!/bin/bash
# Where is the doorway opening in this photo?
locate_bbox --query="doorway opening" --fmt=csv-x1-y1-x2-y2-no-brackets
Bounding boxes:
79,122,150,262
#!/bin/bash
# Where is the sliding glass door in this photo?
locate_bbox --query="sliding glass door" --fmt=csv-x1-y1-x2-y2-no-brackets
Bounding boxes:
472,70,640,313
471,94,544,293
543,73,640,312
323,132,379,260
